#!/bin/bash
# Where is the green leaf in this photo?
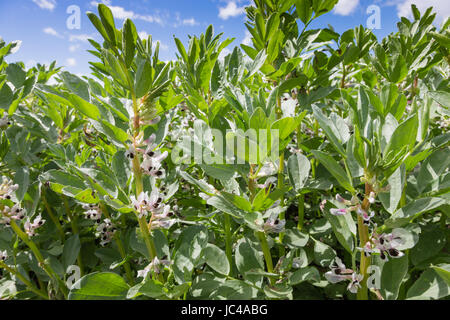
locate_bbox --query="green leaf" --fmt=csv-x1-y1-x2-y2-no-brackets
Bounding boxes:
271,117,298,141
249,107,268,132
62,235,81,269
380,255,408,300
60,72,90,102
98,4,117,46
295,0,313,25
66,93,101,120
235,237,264,285
407,269,449,300
289,266,320,285
379,165,405,214
5,63,26,88
383,113,418,166
287,153,311,191
431,264,450,286
139,279,165,298
283,228,309,248
417,148,450,194
199,164,235,181
322,201,355,253
385,197,446,228
13,167,29,202
410,226,446,266
263,283,293,300
135,58,152,99
245,49,267,79
388,55,407,83
87,12,110,44
311,150,355,193
312,105,347,156
122,19,137,67
203,243,230,275
313,239,336,267
69,272,129,300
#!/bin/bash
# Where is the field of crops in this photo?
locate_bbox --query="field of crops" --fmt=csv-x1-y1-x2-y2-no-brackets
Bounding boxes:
0,0,449,301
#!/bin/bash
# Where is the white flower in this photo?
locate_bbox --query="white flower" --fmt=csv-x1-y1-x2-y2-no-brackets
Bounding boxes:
0,115,11,128
137,257,171,278
356,207,374,225
0,216,11,226
329,208,349,216
256,176,277,189
125,145,136,159
131,191,151,218
347,273,364,294
0,250,7,261
95,218,116,246
24,215,45,237
0,176,18,200
263,213,285,234
368,192,376,204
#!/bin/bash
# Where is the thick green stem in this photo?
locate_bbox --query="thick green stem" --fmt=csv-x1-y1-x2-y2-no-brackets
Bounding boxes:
128,65,164,284
9,220,68,298
100,203,134,285
297,194,305,230
0,261,49,299
63,196,84,276
224,213,233,276
42,191,65,241
356,183,372,300
257,231,275,285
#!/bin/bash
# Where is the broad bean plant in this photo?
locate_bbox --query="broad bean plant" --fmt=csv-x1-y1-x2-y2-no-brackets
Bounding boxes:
0,1,449,300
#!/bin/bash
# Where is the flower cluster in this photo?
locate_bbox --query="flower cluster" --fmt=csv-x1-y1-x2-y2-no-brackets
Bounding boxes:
0,177,27,228
125,134,168,178
329,193,376,225
325,257,364,294
82,204,117,246
361,230,405,261
82,204,102,222
263,214,286,234
131,189,176,230
95,218,117,246
0,115,11,129
0,176,18,200
137,256,171,278
262,201,286,234
24,215,46,237
0,250,7,262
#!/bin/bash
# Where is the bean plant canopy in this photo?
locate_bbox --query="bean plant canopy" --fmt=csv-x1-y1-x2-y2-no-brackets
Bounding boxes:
0,0,449,301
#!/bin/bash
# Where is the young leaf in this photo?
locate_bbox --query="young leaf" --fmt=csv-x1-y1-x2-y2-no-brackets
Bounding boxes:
311,150,355,193
203,243,230,275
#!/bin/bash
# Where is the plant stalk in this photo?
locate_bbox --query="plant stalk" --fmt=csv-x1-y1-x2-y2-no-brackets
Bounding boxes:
356,182,372,300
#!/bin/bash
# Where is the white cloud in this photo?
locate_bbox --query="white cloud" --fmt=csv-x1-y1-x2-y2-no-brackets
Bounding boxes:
69,44,80,52
333,0,360,16
395,0,450,24
32,0,56,11
183,18,199,26
90,2,164,25
219,1,246,20
66,58,77,67
43,27,63,38
69,34,93,42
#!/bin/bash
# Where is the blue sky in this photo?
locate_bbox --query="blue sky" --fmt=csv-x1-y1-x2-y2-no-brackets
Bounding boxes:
0,0,448,76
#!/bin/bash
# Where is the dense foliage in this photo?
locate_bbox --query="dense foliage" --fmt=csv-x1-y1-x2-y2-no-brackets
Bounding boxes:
0,0,449,300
